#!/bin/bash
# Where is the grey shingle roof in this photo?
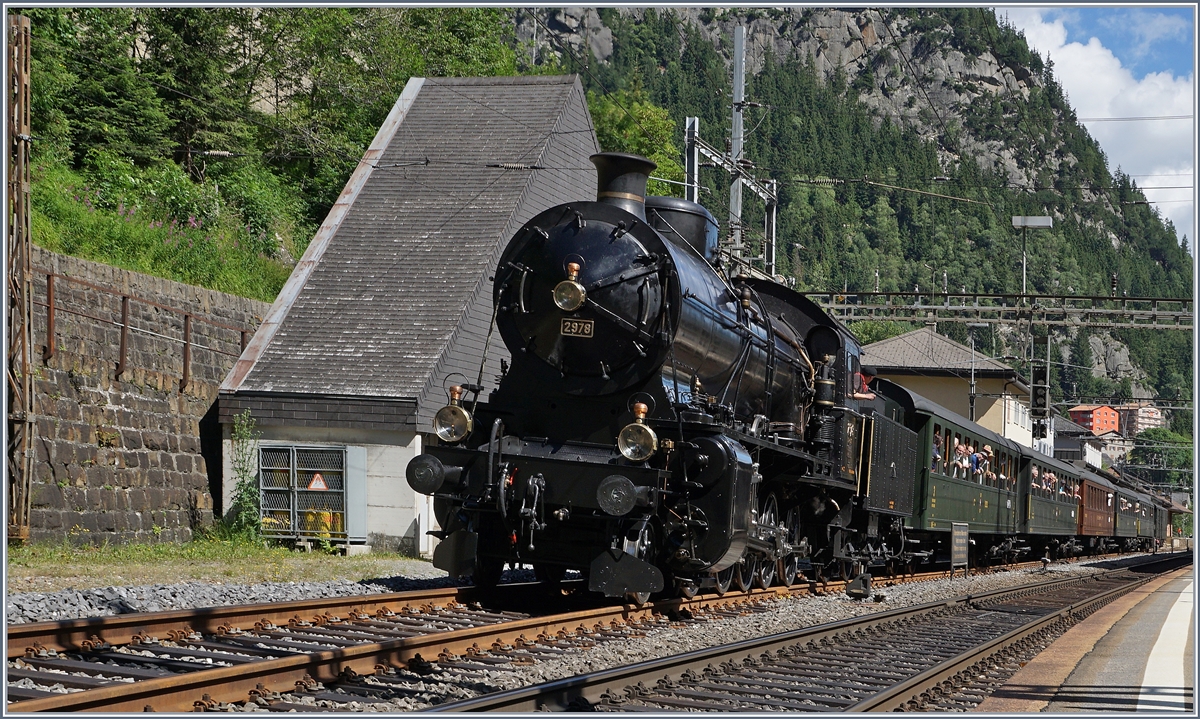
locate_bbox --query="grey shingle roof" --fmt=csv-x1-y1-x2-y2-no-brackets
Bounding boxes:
221,75,598,412
861,327,1012,373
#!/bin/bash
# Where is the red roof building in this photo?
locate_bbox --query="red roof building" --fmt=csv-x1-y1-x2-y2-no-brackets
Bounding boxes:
1068,405,1120,435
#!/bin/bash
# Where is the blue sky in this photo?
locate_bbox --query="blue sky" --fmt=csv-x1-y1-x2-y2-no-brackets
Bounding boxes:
1028,7,1195,80
1006,7,1195,248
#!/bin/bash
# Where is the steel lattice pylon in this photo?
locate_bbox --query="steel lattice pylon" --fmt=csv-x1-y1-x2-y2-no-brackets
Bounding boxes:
7,15,33,541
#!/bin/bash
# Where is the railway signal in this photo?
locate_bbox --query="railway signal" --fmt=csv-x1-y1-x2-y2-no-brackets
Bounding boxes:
1031,385,1050,418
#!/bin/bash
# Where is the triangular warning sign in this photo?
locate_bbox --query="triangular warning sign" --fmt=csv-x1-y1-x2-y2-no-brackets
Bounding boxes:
307,472,328,491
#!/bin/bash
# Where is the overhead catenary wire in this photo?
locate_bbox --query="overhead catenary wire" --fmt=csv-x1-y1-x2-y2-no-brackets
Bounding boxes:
876,10,951,146
1077,115,1193,122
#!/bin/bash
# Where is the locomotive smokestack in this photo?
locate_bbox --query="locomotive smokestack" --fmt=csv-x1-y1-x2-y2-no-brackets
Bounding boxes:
590,152,657,220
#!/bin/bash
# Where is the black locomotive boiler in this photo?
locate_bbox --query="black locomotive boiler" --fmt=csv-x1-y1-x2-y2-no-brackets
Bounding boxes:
405,152,920,601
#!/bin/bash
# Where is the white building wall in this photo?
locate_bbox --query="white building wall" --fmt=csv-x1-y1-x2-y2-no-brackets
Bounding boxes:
221,425,428,555
1001,396,1034,448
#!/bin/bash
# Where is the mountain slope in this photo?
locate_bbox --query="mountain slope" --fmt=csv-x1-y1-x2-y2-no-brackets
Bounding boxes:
516,6,1192,407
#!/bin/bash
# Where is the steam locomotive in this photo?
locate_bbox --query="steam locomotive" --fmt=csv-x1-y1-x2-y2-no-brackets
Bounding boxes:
405,152,1170,602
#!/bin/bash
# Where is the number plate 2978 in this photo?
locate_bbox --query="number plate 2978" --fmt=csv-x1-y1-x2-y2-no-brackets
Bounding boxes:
560,318,594,338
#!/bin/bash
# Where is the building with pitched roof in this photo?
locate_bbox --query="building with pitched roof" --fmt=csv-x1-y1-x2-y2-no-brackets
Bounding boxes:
1113,402,1166,437
1052,415,1104,468
1068,404,1120,435
860,327,1034,447
218,75,598,553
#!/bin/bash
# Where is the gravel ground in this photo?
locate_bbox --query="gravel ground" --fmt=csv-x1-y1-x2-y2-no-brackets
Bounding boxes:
5,553,1164,712
5,571,448,625
356,556,1144,711
5,565,568,624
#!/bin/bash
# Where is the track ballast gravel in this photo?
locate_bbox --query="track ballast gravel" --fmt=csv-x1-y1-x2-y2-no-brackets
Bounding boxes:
5,554,1167,713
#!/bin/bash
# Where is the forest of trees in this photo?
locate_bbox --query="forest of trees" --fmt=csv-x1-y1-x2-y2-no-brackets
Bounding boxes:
23,7,518,298
20,7,1192,443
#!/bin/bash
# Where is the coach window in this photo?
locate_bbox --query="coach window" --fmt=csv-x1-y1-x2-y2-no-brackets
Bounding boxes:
932,424,944,473
944,428,952,474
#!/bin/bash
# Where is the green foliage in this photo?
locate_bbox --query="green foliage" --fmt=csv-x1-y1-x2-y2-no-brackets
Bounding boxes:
225,410,262,538
1128,427,1193,490
29,8,174,166
31,160,290,301
6,534,273,566
848,320,919,345
24,7,518,299
588,88,685,196
247,7,517,223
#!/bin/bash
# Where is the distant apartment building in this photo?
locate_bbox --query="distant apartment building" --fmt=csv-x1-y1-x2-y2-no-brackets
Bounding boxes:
1068,405,1120,435
1113,402,1166,437
1095,430,1133,465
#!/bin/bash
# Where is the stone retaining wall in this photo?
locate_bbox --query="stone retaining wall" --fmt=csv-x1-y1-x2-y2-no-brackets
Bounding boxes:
25,247,271,544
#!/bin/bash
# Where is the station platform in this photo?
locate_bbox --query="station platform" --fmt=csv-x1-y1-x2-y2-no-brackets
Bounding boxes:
978,558,1194,712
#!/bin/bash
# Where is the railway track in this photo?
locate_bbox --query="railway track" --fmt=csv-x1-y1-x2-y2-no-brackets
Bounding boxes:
3,553,1154,712
425,553,1191,712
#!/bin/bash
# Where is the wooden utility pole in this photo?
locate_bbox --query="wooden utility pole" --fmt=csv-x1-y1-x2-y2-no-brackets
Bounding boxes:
7,14,33,541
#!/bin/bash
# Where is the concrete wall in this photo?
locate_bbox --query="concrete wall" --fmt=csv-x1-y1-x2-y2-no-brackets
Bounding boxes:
221,425,428,555
24,247,268,544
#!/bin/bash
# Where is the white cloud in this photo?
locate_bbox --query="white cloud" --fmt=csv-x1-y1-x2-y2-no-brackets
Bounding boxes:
1006,8,1195,249
1102,10,1191,62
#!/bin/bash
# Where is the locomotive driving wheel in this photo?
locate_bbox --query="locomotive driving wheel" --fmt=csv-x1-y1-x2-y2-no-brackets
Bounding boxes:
837,559,855,581
713,566,735,596
623,522,656,605
733,554,758,592
779,506,803,587
755,494,780,589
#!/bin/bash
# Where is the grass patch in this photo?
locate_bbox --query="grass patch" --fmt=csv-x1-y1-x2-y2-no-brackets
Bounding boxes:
31,159,294,302
7,535,293,568
7,536,438,594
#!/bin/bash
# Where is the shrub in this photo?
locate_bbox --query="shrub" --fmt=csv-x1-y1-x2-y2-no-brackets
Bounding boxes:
31,159,292,301
225,410,261,538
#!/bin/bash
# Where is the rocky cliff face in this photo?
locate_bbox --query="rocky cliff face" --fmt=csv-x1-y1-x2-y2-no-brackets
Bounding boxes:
1085,334,1154,398
516,7,1091,210
515,7,1177,402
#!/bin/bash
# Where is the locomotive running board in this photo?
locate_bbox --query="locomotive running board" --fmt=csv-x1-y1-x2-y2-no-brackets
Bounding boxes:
725,428,854,490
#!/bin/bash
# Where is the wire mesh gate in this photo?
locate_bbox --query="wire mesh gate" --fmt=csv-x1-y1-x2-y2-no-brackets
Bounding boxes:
259,446,348,543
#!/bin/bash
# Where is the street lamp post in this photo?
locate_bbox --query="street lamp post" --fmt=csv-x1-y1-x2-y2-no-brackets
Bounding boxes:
1011,216,1053,297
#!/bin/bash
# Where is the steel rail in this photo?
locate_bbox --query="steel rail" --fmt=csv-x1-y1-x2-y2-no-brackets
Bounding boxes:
419,554,1189,712
6,586,787,713
848,558,1193,711
5,554,1066,659
7,586,469,659
3,553,1134,712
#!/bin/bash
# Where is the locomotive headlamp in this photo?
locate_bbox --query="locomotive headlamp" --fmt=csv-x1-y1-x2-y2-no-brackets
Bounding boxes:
432,385,473,443
553,262,587,311
617,402,658,462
